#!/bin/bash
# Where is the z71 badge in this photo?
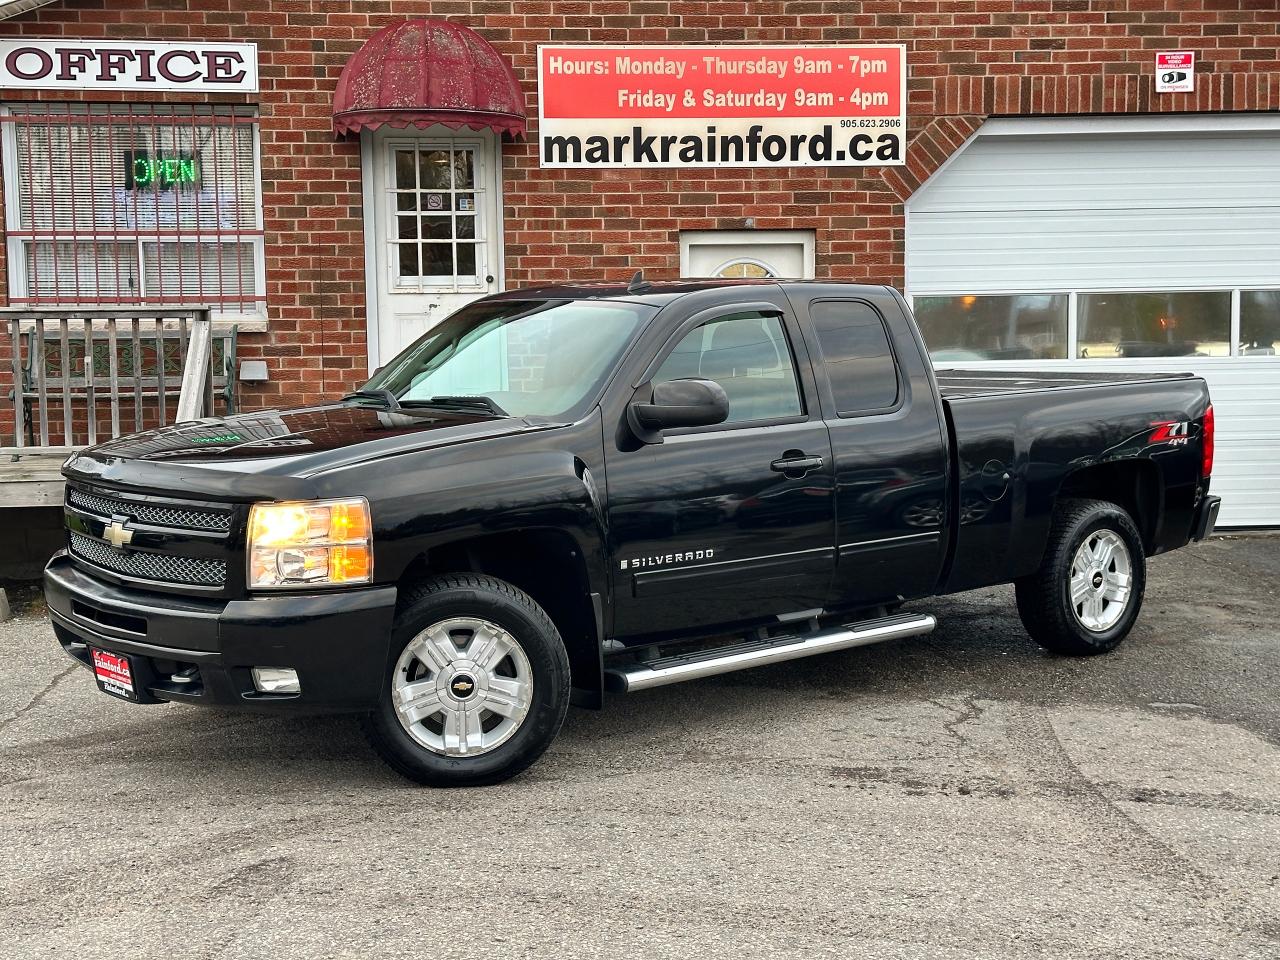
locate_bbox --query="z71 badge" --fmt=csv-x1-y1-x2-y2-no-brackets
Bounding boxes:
1150,420,1190,445
621,548,715,571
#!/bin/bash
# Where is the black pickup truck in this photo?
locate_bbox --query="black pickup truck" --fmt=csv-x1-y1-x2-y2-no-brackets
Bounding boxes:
45,280,1220,786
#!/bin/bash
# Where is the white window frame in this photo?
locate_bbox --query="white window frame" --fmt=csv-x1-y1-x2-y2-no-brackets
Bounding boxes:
384,135,490,294
0,103,268,324
680,229,816,279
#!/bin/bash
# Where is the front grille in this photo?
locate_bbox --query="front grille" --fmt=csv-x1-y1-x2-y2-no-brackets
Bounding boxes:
70,532,228,587
68,487,231,533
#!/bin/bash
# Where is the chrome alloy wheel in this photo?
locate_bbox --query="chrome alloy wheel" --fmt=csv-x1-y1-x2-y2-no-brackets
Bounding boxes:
391,617,533,757
1069,529,1133,632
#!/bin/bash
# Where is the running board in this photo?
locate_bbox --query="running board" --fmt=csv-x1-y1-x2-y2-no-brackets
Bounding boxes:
604,612,936,693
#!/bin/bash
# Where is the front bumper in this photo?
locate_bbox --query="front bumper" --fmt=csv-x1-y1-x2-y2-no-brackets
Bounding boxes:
44,552,398,712
1191,495,1222,542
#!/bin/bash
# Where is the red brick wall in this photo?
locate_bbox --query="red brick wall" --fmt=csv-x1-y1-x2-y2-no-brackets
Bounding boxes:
0,0,1278,418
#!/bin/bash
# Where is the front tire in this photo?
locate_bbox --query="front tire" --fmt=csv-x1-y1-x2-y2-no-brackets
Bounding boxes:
1015,499,1146,656
362,574,570,787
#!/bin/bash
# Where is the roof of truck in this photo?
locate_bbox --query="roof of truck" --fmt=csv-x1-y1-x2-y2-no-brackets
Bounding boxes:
486,278,892,307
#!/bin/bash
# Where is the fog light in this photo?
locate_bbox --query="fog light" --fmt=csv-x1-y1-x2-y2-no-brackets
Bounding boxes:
251,667,300,694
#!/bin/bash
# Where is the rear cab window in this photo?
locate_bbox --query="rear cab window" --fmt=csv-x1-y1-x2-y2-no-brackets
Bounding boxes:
807,300,901,416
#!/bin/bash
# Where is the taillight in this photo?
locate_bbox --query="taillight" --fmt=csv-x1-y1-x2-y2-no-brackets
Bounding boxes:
1201,404,1215,479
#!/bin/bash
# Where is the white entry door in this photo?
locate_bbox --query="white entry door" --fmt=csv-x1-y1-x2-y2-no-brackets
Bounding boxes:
364,128,503,368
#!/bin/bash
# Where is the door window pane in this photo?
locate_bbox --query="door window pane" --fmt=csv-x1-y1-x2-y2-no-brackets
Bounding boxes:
417,149,451,189
652,312,802,424
1240,291,1280,356
1078,291,1230,358
809,301,899,414
455,244,476,277
420,243,452,276
914,294,1068,360
395,151,417,189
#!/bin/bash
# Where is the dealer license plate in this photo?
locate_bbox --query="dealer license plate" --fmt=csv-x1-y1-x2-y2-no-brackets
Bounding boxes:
90,648,138,702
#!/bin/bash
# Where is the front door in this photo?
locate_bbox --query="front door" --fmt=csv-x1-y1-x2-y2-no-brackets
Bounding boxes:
365,129,503,368
605,298,836,642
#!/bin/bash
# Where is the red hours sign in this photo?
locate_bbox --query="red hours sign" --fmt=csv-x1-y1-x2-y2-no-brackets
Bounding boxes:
537,45,906,169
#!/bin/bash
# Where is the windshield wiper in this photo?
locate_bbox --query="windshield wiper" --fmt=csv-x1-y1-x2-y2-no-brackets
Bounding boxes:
398,395,510,417
343,387,401,411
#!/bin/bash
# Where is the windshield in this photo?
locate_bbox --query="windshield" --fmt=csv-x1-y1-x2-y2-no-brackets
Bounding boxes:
361,298,656,419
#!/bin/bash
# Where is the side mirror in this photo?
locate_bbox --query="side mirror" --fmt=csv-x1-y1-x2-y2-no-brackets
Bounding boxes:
627,378,729,444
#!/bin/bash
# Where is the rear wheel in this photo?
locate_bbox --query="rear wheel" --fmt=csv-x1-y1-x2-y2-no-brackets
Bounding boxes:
1015,499,1146,656
362,574,570,786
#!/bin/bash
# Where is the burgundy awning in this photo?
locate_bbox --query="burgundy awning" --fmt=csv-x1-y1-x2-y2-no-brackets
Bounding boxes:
333,19,526,138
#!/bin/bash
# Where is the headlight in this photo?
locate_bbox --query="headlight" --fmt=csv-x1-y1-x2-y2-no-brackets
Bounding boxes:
248,498,372,589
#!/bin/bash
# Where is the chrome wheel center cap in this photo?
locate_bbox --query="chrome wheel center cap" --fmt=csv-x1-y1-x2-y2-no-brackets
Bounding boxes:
449,672,478,699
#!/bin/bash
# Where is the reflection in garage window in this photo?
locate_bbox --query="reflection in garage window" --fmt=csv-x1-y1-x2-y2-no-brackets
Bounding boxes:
1240,291,1280,356
1078,291,1230,358
913,294,1067,361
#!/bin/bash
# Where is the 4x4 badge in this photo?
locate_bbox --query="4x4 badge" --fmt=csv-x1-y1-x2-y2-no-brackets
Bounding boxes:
104,519,134,550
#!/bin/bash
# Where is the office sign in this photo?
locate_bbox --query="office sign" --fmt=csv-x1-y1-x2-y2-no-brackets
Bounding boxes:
537,44,906,168
0,40,259,93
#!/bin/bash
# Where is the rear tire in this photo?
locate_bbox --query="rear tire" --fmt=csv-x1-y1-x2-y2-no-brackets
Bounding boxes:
1015,498,1146,656
362,573,570,787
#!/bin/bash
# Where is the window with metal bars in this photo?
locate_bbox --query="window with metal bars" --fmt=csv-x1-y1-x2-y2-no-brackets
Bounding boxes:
1,102,265,314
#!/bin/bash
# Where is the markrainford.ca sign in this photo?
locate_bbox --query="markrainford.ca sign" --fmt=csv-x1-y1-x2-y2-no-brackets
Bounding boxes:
537,44,906,169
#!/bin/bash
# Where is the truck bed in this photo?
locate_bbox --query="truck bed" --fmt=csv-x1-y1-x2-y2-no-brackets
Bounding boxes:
935,366,1210,595
936,369,1197,400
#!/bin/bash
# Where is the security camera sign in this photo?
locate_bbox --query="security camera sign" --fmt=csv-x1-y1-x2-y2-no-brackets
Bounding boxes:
1155,51,1195,94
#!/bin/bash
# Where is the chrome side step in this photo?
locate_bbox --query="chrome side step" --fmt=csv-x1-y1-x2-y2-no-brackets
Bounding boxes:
604,612,936,693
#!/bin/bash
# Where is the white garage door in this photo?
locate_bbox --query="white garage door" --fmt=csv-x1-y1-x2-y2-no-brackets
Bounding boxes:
906,116,1280,527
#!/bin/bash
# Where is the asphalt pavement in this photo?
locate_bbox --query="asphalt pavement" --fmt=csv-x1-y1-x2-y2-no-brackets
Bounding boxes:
2,535,1278,959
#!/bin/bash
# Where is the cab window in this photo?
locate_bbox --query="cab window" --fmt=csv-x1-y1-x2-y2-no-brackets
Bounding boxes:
809,300,900,415
652,311,802,424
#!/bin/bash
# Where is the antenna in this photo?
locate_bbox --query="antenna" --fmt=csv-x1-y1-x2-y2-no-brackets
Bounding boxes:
627,269,652,294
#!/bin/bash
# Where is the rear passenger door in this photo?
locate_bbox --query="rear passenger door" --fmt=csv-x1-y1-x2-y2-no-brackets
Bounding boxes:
793,293,950,610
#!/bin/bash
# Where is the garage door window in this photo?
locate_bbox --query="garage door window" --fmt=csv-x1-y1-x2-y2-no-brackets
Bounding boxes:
1078,291,1231,359
1241,292,1280,356
914,294,1067,361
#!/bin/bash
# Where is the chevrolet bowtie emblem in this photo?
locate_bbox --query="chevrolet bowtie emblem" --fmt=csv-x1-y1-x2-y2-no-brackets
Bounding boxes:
452,679,474,694
104,519,134,550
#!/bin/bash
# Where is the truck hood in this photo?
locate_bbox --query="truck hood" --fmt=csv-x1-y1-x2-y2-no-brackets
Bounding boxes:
63,402,560,500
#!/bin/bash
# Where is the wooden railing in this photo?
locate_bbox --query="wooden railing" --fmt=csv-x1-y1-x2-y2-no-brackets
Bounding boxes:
2,306,237,458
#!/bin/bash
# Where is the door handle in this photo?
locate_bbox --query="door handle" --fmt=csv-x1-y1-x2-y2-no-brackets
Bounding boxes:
770,453,824,477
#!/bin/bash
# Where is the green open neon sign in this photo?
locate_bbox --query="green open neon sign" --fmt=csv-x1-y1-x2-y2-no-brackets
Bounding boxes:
123,151,200,190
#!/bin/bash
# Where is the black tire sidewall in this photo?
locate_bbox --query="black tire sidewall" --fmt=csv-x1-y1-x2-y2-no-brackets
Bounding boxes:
1055,506,1146,653
367,579,570,786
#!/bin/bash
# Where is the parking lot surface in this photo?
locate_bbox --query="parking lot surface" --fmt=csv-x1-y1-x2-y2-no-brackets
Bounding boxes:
2,535,1278,960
